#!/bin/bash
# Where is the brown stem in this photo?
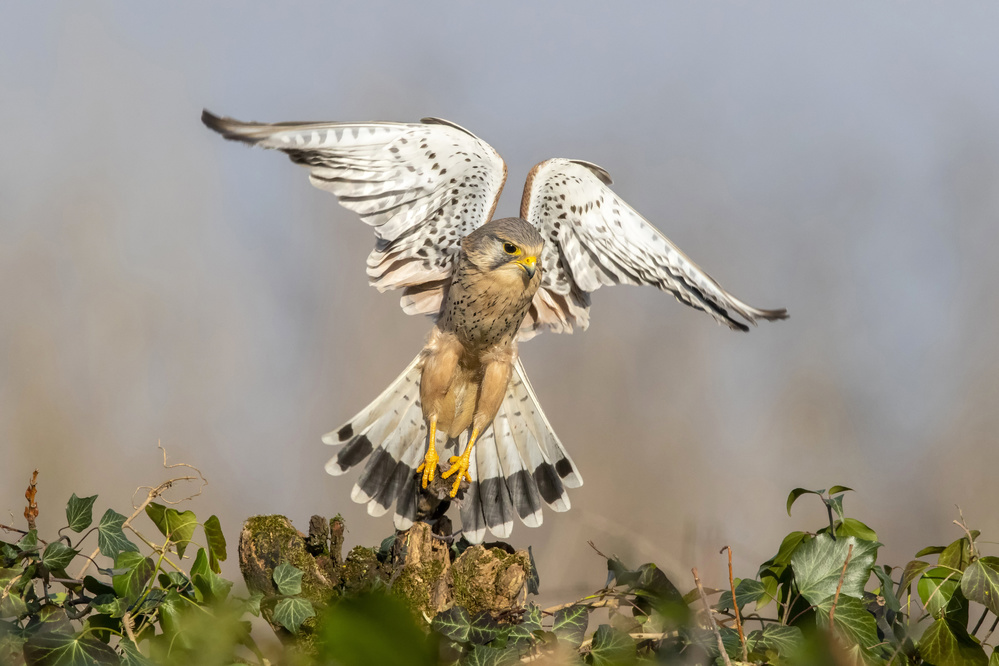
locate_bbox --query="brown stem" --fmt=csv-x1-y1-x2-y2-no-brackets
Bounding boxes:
721,546,747,661
24,470,39,530
693,567,732,666
829,543,855,632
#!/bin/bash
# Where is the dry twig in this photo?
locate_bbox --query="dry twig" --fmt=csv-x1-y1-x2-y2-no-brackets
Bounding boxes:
721,546,748,661
24,470,39,529
74,442,207,579
829,543,855,632
693,567,732,666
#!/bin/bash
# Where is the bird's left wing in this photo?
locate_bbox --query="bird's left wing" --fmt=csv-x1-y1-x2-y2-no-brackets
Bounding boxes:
518,158,787,338
203,111,507,316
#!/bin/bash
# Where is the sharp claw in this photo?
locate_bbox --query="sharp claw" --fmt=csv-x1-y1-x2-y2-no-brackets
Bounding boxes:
417,452,439,489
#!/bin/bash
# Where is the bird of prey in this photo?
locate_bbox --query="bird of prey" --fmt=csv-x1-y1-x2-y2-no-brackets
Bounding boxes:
203,110,788,543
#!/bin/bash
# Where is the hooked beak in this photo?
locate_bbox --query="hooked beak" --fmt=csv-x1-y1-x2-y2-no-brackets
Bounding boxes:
515,255,538,279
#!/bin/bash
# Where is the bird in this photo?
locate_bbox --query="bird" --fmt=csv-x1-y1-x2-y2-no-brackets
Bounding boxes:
202,110,788,543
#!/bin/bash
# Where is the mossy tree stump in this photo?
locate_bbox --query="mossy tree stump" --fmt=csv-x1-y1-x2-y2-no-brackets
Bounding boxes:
239,514,532,645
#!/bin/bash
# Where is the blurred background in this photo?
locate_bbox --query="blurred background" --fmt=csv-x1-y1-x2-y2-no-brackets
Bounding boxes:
3,2,999,604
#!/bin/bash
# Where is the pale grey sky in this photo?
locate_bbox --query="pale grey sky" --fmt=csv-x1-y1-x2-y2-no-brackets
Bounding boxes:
3,2,999,598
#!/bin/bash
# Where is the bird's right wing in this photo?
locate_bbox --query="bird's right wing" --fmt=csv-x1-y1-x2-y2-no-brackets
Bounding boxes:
518,158,788,338
203,111,508,316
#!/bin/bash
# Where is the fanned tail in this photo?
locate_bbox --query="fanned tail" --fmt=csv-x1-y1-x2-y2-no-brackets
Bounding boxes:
460,358,583,543
323,353,429,531
323,355,582,544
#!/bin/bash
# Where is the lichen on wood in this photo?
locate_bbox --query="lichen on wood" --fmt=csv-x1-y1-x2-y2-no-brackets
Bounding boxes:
238,512,533,645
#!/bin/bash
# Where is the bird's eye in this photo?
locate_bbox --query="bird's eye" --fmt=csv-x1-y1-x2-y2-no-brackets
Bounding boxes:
503,242,518,254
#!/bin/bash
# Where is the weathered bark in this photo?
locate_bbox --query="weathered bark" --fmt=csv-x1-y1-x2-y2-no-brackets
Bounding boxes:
238,513,531,644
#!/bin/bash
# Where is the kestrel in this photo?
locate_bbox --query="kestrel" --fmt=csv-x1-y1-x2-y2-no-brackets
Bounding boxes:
203,111,787,543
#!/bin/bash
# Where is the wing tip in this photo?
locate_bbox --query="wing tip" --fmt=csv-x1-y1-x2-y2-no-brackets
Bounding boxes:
568,159,613,185
201,108,259,144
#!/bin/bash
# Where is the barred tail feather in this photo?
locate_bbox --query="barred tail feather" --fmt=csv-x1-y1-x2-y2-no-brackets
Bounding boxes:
322,354,582,544
462,359,583,541
323,353,427,528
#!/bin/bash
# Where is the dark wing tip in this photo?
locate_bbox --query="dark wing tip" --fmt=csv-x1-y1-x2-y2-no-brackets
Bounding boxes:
201,109,259,144
732,306,789,332
569,159,613,185
420,117,478,139
757,307,789,322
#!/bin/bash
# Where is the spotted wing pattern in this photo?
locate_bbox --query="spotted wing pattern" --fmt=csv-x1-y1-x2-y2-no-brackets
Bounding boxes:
202,111,507,316
519,158,788,337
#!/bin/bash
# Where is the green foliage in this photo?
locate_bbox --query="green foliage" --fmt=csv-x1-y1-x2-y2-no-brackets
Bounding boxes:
5,481,999,665
65,495,98,534
0,489,301,666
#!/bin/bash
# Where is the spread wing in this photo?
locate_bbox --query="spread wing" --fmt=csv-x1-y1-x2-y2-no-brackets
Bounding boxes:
202,110,507,316
518,158,787,337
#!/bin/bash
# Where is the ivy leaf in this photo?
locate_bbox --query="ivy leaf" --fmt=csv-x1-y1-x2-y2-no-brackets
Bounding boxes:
82,576,114,597
97,509,138,559
790,535,881,606
828,485,854,496
899,560,931,592
962,556,999,615
746,624,804,654
40,543,78,573
90,594,127,618
715,578,766,612
758,531,810,609
272,561,304,596
244,591,264,617
825,494,845,521
991,648,999,666
461,644,516,666
814,595,881,652
919,617,988,666
112,551,155,606
202,515,227,573
190,548,233,604
65,494,97,533
273,597,315,633
587,624,635,665
786,488,824,516
119,638,156,666
552,605,588,647
938,536,975,572
467,611,503,645
872,565,901,613
157,571,192,594
918,567,963,619
835,518,879,542
915,544,946,557
144,504,197,559
506,604,542,648
17,529,39,552
432,605,472,643
22,631,119,665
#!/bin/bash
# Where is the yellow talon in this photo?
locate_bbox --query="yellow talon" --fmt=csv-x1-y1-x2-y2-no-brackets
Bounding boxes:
442,427,479,498
416,417,439,489
441,455,472,497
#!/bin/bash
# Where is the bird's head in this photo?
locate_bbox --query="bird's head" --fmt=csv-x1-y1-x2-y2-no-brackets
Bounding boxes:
461,217,544,285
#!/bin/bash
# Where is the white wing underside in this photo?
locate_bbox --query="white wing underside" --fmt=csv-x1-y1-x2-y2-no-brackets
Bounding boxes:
203,111,786,337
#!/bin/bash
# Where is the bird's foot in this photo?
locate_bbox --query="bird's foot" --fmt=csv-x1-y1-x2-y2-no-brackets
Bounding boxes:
416,418,440,489
441,454,472,498
416,447,440,489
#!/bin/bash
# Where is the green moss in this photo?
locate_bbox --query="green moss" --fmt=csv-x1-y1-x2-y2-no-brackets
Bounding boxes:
342,545,389,594
392,565,432,617
392,557,448,619
241,515,340,645
451,546,531,615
